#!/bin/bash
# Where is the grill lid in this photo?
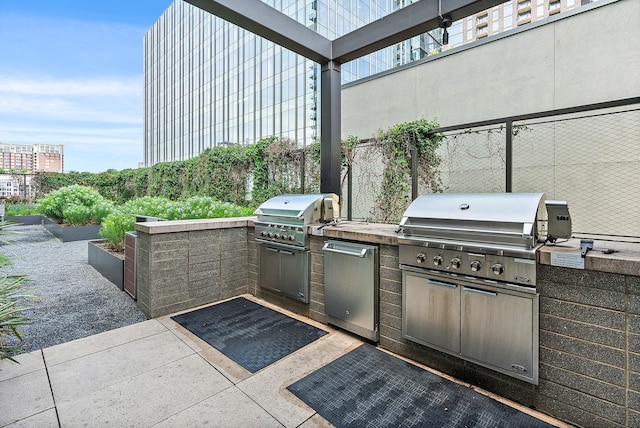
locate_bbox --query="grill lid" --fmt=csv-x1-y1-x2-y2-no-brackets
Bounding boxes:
254,193,338,224
399,193,545,251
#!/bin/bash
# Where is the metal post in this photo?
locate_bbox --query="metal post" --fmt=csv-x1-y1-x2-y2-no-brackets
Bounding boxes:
299,149,305,193
505,120,513,193
347,165,353,221
411,144,418,201
320,60,342,197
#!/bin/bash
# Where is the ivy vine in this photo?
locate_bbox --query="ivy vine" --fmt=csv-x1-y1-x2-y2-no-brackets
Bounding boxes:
368,118,443,222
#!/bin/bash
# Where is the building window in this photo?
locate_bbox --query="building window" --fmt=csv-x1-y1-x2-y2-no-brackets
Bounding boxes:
518,11,531,20
549,1,561,11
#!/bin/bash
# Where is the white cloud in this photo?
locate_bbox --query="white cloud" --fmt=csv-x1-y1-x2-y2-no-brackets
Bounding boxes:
0,76,141,96
0,75,142,124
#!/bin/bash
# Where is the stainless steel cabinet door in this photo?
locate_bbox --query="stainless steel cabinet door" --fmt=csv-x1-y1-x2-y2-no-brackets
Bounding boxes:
259,245,281,292
324,241,377,337
258,245,309,303
461,286,536,381
279,247,309,303
402,272,460,353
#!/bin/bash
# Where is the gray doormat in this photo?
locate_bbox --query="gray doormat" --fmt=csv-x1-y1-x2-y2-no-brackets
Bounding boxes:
288,344,554,428
171,297,328,372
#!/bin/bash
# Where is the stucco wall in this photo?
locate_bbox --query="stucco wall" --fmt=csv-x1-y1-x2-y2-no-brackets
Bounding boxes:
342,0,639,138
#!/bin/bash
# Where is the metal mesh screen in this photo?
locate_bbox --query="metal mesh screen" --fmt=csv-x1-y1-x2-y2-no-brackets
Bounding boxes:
343,105,640,242
512,108,640,241
433,127,507,194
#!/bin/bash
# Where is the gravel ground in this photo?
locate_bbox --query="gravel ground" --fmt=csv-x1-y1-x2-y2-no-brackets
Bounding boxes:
1,225,148,353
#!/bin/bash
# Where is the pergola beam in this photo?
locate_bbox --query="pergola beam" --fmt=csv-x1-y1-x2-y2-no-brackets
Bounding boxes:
332,0,506,63
185,0,332,63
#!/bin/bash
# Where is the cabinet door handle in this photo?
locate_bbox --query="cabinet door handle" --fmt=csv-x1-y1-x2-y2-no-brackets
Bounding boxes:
462,286,497,297
322,245,368,258
280,250,294,256
266,247,279,253
427,279,457,289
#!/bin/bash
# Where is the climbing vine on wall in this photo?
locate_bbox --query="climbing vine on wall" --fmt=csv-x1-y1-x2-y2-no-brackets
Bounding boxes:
364,118,443,223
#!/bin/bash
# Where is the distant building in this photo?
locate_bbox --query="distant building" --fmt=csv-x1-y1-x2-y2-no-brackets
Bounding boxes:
0,143,64,173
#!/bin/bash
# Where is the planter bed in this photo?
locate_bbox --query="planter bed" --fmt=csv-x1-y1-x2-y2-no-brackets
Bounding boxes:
42,216,101,242
4,215,44,225
88,240,124,290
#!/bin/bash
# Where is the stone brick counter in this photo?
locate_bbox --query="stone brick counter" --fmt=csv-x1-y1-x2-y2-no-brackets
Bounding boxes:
134,218,640,427
135,217,253,318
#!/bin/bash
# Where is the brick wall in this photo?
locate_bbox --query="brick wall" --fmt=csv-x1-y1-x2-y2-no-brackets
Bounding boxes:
536,265,640,428
136,226,248,318
376,246,640,427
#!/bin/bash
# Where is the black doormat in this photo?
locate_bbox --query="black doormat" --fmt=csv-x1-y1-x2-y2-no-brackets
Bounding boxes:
171,297,328,373
288,344,554,428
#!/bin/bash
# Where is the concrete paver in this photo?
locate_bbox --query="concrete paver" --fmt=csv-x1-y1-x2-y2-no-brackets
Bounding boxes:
0,295,567,427
0,365,54,426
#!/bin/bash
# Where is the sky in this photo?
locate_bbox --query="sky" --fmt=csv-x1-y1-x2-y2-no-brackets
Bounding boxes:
0,0,174,172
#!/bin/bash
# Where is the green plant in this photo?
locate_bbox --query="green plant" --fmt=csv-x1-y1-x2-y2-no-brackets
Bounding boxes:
99,211,135,250
99,196,253,250
0,254,10,267
0,274,32,362
62,205,92,226
368,119,443,222
35,185,113,225
3,203,38,217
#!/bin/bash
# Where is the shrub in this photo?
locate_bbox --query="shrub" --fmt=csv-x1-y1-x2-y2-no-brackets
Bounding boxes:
3,203,38,217
36,185,113,225
99,211,134,250
62,205,92,226
99,196,253,250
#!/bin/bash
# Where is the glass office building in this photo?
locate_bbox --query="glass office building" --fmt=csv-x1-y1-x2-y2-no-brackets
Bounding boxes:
143,0,435,166
144,0,590,166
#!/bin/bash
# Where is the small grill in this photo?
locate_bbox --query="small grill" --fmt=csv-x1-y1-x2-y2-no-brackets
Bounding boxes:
397,193,570,385
254,194,339,303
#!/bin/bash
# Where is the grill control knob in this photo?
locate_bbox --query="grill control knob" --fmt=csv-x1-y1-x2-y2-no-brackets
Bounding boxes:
470,260,482,272
416,253,427,263
273,233,281,239
450,258,461,269
491,263,504,275
260,231,267,237
267,232,274,238
288,235,295,241
433,255,443,266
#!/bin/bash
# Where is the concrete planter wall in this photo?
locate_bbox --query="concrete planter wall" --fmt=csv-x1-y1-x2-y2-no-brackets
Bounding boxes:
43,216,101,242
88,240,124,290
4,215,43,225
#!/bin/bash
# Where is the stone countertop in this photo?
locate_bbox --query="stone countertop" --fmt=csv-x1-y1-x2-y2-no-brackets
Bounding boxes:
314,221,399,245
538,238,640,276
135,217,255,234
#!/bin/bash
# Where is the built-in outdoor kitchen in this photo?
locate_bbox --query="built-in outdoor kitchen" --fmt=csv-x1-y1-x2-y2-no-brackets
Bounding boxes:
133,193,640,428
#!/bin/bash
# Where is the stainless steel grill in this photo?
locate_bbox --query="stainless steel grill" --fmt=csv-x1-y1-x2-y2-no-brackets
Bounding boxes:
397,193,571,385
254,193,339,303
398,192,547,286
